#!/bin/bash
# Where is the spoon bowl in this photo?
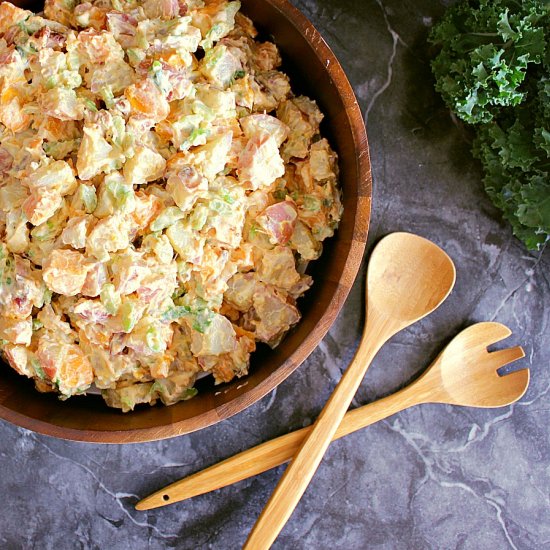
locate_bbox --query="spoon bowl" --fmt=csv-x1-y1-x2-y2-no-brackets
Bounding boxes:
366,232,456,333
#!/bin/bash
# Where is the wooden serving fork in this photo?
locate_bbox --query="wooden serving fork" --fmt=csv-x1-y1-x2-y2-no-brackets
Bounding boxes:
136,322,528,512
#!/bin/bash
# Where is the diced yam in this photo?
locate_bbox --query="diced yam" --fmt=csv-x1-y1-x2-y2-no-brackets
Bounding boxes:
37,332,93,395
42,248,90,296
238,133,284,190
123,146,166,185
125,79,170,122
240,114,289,147
256,201,298,245
257,246,300,290
189,313,236,356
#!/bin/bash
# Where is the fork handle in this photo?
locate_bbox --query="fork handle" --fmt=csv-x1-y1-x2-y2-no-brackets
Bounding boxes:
135,382,425,511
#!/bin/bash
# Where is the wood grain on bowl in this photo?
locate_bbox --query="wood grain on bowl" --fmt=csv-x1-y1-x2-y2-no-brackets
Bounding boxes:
0,0,371,443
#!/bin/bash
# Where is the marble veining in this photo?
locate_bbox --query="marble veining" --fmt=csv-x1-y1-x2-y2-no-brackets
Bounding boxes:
1,1,549,548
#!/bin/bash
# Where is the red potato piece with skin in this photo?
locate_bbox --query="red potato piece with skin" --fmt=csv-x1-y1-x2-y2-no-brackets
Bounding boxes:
238,132,284,190
81,261,107,297
256,200,298,245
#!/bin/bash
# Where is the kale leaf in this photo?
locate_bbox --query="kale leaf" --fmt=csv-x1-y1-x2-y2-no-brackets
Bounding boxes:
430,0,550,250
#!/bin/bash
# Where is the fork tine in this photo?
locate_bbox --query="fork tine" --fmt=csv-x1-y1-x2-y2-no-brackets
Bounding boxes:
490,346,526,371
499,368,530,402
478,321,513,345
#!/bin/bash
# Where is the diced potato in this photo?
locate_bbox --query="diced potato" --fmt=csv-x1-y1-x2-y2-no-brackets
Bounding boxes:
38,88,84,121
61,215,94,249
77,123,121,180
240,114,289,147
200,44,242,88
189,313,236,356
5,209,29,254
23,160,76,196
86,214,130,261
257,245,300,290
238,133,284,190
123,146,166,185
0,317,32,346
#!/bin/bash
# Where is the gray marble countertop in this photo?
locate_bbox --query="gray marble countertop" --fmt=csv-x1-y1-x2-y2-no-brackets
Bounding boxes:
1,1,549,549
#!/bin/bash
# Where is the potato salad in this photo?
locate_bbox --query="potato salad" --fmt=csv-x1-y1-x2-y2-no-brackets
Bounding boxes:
0,0,342,411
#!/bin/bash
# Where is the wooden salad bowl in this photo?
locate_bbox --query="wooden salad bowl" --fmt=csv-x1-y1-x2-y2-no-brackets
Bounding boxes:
0,0,371,443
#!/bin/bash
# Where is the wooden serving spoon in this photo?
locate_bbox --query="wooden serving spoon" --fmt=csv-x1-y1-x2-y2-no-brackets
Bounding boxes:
135,322,528,511
243,232,456,549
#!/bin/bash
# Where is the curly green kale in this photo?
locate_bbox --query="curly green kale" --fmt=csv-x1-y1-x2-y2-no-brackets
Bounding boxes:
430,0,550,250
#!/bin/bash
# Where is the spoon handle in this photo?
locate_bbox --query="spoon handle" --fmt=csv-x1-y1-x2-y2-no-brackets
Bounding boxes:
135,382,424,511
244,323,389,549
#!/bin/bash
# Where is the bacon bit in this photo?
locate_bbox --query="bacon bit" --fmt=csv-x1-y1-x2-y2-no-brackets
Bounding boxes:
0,146,13,175
0,47,17,64
178,1,188,16
3,26,21,46
32,26,66,50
